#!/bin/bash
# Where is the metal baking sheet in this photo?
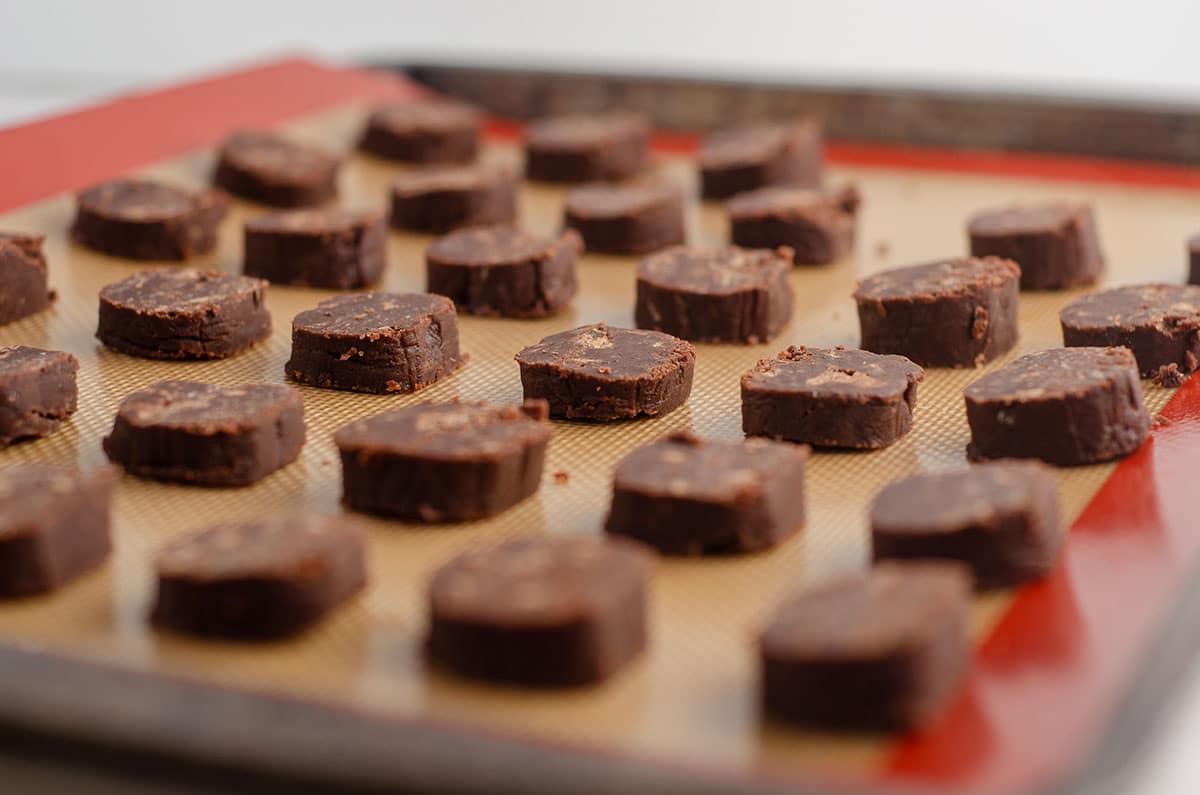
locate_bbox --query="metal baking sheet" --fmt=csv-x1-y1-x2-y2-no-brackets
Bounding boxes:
0,61,1197,794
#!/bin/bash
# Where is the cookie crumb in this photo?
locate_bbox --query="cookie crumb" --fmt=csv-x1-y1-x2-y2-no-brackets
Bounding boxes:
1154,414,1174,429
553,471,570,484
875,240,891,259
1152,363,1187,388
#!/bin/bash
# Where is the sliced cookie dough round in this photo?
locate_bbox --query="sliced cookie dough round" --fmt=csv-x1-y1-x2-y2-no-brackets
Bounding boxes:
97,269,270,360
741,346,924,449
968,203,1104,290
425,226,580,318
103,380,306,487
0,235,53,325
286,292,463,394
562,180,685,255
335,399,551,523
524,112,650,183
358,99,481,164
964,347,1151,465
871,461,1063,589
514,323,695,421
152,515,367,640
699,118,823,200
0,464,114,597
727,185,859,265
72,179,228,261
427,534,652,687
213,131,339,207
1060,283,1200,378
854,257,1021,368
389,165,517,233
0,346,78,446
605,432,808,555
759,561,971,732
635,245,794,344
243,207,386,289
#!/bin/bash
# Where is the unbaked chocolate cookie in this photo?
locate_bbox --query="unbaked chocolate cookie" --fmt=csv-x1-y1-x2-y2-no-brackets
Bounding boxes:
72,179,228,261
97,269,271,360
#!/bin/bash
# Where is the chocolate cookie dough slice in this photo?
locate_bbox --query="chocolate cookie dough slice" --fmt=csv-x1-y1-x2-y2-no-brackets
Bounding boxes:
0,235,53,325
214,131,339,207
871,461,1063,589
605,432,807,555
427,535,652,687
243,207,385,289
759,562,970,732
563,180,685,255
389,165,517,233
103,380,305,486
359,99,481,164
854,257,1021,368
699,118,823,200
425,226,579,318
72,179,228,261
1060,283,1200,377
741,346,923,449
524,112,650,183
727,186,859,265
0,465,114,597
0,346,78,446
635,245,794,344
336,400,551,523
152,515,366,640
1188,234,1200,285
968,203,1104,290
964,347,1150,466
286,292,463,394
97,269,271,360
515,323,695,421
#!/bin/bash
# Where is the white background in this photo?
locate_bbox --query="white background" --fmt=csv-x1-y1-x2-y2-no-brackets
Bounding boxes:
3,2,1200,793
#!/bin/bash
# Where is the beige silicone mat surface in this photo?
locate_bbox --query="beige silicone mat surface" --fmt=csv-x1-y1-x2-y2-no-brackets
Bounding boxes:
0,103,1191,783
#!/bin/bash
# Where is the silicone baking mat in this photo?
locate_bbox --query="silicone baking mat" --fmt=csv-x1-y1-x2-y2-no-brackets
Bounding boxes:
0,59,1199,795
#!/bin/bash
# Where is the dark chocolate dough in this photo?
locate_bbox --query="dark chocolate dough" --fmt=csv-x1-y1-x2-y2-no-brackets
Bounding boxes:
0,235,53,325
854,257,1021,368
72,179,228,261
389,165,517,233
605,431,807,555
699,118,823,200
514,323,695,421
1060,283,1200,376
425,226,579,317
635,245,794,344
427,535,652,687
562,180,684,255
243,207,386,289
96,269,271,360
968,203,1104,290
1189,234,1200,286
359,100,481,164
727,185,859,265
336,399,551,523
0,465,114,597
759,561,970,732
0,346,78,446
741,346,924,449
871,461,1063,589
963,347,1151,465
152,515,366,640
524,112,650,183
286,292,463,394
214,131,339,207
103,380,306,487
